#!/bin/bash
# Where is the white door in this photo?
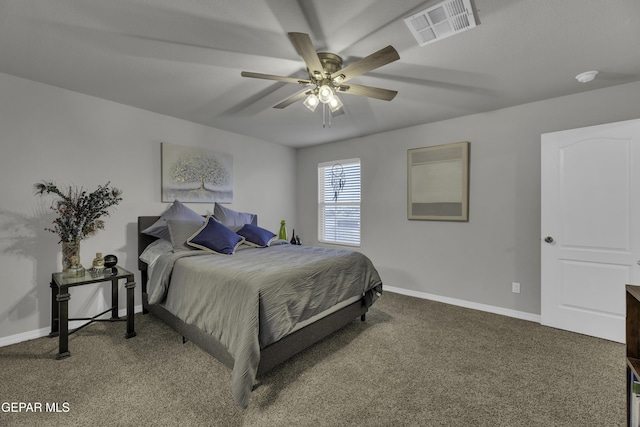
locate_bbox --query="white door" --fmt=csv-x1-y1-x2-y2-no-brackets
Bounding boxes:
541,118,640,343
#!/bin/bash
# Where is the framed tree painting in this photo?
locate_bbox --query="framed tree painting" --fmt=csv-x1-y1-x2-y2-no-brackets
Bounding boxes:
161,142,233,203
407,141,469,221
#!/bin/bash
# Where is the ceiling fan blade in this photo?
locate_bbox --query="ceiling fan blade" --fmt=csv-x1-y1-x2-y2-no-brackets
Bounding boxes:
337,83,398,101
241,71,312,86
288,32,325,79
331,45,400,83
273,90,312,109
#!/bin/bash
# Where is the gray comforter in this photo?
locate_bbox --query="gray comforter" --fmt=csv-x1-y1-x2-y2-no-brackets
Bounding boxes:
147,244,382,408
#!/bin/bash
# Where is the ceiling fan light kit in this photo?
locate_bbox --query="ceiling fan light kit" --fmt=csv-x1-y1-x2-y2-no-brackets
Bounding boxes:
303,93,319,112
241,32,400,128
317,85,334,104
328,95,343,112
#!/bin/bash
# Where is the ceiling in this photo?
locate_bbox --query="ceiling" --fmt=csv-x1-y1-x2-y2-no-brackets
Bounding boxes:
1,0,639,148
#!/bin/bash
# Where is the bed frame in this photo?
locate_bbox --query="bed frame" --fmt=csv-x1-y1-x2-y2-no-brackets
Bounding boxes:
137,216,368,376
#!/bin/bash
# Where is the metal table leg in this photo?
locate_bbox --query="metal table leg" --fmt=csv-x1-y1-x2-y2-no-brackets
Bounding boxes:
56,287,71,359
110,276,119,320
125,279,136,339
48,278,59,337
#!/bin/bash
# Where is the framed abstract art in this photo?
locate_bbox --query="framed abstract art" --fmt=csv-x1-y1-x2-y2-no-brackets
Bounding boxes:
161,142,233,203
407,141,469,221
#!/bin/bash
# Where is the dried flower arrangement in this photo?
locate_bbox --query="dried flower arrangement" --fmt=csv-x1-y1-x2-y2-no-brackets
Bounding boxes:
34,181,123,243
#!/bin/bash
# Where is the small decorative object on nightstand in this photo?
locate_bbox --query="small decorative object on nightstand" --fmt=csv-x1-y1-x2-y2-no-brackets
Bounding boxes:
103,254,117,267
92,252,105,272
67,256,85,277
103,254,118,275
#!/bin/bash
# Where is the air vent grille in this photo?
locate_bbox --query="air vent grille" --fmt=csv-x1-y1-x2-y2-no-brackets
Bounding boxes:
404,0,477,47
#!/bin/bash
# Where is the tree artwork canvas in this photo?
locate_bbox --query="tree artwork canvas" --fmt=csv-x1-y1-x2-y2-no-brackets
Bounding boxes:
161,142,233,203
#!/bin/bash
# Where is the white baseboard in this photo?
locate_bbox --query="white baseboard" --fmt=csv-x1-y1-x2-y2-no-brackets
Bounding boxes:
0,326,52,348
2,291,540,348
384,286,541,323
0,305,144,348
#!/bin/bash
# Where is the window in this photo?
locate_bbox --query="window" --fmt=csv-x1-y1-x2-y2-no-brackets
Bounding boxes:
318,159,361,246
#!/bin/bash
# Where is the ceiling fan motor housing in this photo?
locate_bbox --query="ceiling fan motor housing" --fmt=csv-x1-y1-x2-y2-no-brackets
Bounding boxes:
316,52,343,76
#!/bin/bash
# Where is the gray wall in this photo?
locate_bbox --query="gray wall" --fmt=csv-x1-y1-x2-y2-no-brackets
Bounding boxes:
2,68,640,344
0,72,297,344
296,81,640,317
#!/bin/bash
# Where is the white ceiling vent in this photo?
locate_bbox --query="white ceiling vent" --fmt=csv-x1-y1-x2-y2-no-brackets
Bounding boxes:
404,0,477,47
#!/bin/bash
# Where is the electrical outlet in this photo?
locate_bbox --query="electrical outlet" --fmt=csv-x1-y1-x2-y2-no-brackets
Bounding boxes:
512,282,521,294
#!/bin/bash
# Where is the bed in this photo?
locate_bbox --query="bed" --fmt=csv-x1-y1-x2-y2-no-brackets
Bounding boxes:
137,214,383,408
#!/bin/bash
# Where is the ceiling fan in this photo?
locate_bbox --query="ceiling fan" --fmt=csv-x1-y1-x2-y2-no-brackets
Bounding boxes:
241,32,400,118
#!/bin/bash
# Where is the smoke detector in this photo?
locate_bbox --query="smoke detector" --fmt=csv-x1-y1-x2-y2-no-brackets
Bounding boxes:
404,0,477,47
575,71,598,83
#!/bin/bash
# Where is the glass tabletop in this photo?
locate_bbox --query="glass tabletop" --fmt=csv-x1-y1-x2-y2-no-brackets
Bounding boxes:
52,266,134,287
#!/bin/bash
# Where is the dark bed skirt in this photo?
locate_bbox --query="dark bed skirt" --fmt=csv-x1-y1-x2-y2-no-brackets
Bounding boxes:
142,292,368,376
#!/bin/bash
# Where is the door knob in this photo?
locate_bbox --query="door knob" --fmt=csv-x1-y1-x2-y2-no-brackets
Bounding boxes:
544,236,554,243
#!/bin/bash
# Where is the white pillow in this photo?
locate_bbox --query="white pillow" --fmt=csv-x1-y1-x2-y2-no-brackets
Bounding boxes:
139,239,173,265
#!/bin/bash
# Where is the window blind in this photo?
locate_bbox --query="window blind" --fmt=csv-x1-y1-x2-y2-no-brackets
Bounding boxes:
318,159,361,246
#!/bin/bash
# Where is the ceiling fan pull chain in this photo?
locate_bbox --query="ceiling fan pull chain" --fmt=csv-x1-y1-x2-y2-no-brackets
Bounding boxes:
322,103,326,127
322,104,332,128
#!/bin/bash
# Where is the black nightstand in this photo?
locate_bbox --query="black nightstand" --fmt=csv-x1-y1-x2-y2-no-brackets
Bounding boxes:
48,266,136,359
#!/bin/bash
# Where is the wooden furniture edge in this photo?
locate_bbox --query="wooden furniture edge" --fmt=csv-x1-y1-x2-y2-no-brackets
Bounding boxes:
627,285,640,305
626,284,640,426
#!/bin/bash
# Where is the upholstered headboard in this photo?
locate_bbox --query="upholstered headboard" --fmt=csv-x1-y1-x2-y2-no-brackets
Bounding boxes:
137,216,161,272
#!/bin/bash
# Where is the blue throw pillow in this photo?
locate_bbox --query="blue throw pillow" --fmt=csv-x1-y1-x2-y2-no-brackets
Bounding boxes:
142,200,204,241
237,224,277,248
187,216,244,255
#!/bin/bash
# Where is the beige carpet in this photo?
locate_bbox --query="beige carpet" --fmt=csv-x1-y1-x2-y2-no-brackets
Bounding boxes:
0,292,626,426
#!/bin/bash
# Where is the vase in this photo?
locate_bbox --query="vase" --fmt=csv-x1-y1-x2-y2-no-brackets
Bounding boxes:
278,220,287,240
61,241,82,272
